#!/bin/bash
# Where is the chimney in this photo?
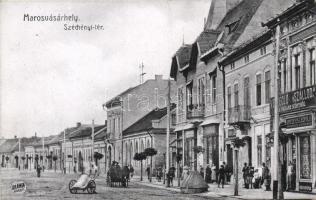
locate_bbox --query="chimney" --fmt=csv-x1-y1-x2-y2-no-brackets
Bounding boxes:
35,132,37,138
155,75,163,80
76,122,81,127
205,0,242,30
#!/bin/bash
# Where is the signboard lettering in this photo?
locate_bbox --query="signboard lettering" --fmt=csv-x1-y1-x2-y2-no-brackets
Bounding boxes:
271,85,316,114
299,182,312,192
286,115,312,129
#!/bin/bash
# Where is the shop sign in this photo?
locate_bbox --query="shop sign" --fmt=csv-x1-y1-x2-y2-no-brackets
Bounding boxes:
299,182,312,192
286,115,312,129
271,84,316,114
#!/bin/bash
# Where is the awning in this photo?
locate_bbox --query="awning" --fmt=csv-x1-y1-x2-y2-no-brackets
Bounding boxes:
200,118,220,126
174,123,195,132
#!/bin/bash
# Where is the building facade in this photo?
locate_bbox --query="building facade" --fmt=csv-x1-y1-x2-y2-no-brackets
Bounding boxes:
264,0,316,192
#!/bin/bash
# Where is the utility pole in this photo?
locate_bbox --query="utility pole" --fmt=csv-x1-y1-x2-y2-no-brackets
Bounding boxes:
18,138,21,170
273,19,281,200
63,130,66,174
139,62,146,84
121,101,124,167
42,136,44,167
166,78,171,187
92,120,95,164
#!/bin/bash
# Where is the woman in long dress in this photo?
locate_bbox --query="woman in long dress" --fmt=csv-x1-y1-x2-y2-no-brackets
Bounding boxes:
211,164,217,183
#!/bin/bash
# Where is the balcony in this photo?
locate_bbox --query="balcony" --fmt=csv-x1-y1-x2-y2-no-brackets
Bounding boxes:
228,105,251,129
186,104,205,120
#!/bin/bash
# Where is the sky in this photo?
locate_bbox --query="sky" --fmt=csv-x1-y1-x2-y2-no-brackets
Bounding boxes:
0,0,211,138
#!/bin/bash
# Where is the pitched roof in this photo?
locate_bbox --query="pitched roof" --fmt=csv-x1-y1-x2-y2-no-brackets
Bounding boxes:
0,139,18,153
69,125,106,140
215,0,263,49
123,104,176,135
94,128,107,141
263,0,313,28
170,44,192,78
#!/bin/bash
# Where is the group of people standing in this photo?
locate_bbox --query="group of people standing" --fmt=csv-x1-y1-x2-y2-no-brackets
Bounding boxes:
242,162,271,191
202,162,232,188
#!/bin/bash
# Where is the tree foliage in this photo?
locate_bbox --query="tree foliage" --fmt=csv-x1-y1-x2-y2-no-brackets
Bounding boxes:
52,155,58,161
133,152,147,161
144,148,157,157
94,152,104,160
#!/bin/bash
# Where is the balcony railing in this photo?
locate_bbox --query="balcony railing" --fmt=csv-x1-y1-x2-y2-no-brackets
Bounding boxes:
186,104,205,119
228,105,251,124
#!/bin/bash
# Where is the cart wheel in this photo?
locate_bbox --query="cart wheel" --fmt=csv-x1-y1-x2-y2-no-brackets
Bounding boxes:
87,180,96,194
69,180,77,194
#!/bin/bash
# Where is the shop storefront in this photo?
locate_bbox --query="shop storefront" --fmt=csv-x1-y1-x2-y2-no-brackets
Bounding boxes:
278,85,316,193
202,124,219,168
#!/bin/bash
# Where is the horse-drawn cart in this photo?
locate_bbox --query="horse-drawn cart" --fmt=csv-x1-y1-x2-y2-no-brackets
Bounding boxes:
106,165,129,187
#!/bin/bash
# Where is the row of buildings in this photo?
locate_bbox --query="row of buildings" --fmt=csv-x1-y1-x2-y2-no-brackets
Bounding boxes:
1,0,315,193
168,0,316,193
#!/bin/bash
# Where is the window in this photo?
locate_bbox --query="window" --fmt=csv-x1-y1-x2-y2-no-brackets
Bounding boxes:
260,46,267,55
234,83,239,107
210,73,217,104
256,74,262,106
257,136,262,166
227,86,232,109
294,54,300,89
178,87,184,113
244,55,249,63
113,118,116,134
230,62,235,70
186,82,193,107
283,60,287,92
265,71,271,104
244,77,250,107
227,20,240,34
310,48,315,85
197,77,205,106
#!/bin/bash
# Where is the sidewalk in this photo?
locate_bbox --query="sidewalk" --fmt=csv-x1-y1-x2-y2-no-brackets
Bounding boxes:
132,176,316,199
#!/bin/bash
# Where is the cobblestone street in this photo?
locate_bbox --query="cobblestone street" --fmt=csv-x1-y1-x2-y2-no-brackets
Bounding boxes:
0,168,219,200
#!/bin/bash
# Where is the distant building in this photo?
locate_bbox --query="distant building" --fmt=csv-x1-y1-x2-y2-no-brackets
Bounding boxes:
104,75,176,166
122,105,176,175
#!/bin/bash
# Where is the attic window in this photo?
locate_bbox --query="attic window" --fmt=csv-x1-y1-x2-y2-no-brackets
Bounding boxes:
226,20,240,34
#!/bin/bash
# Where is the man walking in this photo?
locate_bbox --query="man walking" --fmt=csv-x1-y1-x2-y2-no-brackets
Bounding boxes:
218,165,225,188
242,163,248,188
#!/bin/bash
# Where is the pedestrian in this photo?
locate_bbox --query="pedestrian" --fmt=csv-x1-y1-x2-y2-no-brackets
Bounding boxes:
253,169,260,189
262,163,271,191
168,165,176,186
199,165,204,179
146,166,150,181
205,164,212,183
36,165,42,177
286,161,295,191
157,167,162,182
218,165,225,188
129,165,134,178
248,164,254,189
211,163,217,183
242,163,248,188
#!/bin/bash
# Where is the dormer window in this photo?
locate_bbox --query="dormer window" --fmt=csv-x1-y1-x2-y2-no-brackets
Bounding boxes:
244,55,249,63
226,20,240,34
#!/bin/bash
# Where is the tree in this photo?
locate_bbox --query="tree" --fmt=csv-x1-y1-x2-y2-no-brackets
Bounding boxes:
52,155,58,172
35,155,39,169
21,156,26,169
232,137,246,196
133,152,147,181
46,155,52,170
144,148,157,182
94,152,104,166
14,155,19,168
